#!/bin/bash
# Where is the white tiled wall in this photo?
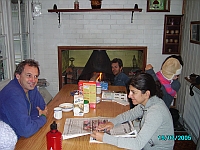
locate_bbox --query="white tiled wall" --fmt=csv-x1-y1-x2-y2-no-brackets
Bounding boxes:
31,0,183,97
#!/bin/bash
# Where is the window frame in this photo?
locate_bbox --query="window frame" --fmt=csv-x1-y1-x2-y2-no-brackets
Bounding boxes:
0,0,31,83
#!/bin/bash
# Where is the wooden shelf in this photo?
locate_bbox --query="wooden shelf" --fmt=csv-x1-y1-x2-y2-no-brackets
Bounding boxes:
185,77,200,90
165,43,179,45
162,15,183,54
48,8,142,27
166,25,180,27
48,8,142,13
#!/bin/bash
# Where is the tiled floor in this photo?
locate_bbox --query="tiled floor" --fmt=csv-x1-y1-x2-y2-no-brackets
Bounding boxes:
174,131,196,150
174,121,197,149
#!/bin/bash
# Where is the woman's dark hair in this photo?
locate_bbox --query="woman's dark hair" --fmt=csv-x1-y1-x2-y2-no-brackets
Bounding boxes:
14,59,40,76
111,58,123,68
129,73,163,98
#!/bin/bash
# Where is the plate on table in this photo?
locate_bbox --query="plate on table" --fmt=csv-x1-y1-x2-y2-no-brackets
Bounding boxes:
59,103,73,112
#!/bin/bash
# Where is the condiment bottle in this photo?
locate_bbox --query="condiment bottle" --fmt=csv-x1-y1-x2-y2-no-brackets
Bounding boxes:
46,121,62,150
74,0,79,9
84,100,89,113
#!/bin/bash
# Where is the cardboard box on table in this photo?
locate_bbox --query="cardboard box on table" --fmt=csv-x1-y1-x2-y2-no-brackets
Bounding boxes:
74,94,84,116
78,80,96,108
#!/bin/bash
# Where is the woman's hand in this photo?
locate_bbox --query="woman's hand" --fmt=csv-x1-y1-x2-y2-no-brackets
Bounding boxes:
91,122,114,142
96,122,114,131
91,131,104,142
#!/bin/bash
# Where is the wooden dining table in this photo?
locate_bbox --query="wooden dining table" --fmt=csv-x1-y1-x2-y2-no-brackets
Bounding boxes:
15,84,130,150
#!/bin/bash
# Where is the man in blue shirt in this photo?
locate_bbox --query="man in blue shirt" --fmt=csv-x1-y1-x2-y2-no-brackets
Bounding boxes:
111,58,130,86
0,59,47,139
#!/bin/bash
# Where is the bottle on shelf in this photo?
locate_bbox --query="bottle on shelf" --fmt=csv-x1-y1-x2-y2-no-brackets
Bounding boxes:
46,121,62,150
132,55,137,68
74,0,79,9
170,18,174,25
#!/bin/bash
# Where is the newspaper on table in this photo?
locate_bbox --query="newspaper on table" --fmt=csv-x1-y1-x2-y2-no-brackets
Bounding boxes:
101,91,129,106
62,117,137,141
89,119,137,143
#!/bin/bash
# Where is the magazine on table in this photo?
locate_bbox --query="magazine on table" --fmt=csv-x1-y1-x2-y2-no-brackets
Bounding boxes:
62,117,137,141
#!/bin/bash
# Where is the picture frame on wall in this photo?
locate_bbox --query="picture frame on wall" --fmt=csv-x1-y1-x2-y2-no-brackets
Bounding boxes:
147,0,170,12
190,21,200,45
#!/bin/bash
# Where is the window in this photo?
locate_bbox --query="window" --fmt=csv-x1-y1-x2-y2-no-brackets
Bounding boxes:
0,35,7,81
11,0,31,64
0,0,31,83
0,1,8,81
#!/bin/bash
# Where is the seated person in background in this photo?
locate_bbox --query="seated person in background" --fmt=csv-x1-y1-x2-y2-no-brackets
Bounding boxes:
156,58,182,98
91,73,174,149
111,58,130,86
145,55,183,108
0,59,48,139
0,120,17,150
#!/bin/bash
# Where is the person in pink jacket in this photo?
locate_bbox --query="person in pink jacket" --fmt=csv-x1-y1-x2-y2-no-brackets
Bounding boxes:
155,58,182,98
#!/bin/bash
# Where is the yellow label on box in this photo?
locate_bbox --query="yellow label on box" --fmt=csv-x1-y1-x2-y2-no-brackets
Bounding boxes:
82,82,96,103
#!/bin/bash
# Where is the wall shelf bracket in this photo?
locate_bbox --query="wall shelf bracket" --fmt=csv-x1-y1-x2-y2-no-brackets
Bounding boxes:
57,12,60,27
131,11,134,23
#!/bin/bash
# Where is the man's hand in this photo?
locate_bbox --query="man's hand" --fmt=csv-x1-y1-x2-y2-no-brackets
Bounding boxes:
37,106,48,116
90,72,100,81
145,64,153,70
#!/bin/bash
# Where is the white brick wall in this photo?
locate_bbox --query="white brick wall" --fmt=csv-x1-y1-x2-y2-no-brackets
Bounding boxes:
31,0,183,97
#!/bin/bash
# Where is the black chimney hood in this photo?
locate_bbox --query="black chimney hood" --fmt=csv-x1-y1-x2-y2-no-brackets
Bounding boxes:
78,50,114,82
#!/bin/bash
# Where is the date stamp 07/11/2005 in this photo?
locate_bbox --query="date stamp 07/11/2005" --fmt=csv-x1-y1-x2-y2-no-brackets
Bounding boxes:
158,135,192,141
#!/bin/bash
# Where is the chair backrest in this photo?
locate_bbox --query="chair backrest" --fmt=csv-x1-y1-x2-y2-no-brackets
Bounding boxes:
0,80,11,91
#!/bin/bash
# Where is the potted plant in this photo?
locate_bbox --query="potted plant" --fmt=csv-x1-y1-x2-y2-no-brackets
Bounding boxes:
90,0,102,9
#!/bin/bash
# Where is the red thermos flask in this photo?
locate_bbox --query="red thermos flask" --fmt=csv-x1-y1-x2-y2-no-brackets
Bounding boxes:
46,121,62,150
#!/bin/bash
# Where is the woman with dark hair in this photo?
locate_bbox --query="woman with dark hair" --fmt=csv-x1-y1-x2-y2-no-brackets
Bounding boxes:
91,73,174,150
